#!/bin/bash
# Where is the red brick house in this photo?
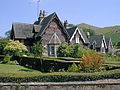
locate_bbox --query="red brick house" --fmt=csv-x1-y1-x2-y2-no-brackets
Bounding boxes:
11,11,112,56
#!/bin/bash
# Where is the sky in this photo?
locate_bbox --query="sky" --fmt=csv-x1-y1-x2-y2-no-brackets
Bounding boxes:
0,0,120,37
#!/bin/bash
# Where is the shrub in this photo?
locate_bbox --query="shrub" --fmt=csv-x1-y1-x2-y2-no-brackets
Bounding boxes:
0,69,120,82
57,43,83,58
2,54,11,64
31,41,44,58
72,44,83,58
57,42,73,57
4,40,28,56
0,39,9,55
116,52,120,57
67,63,79,72
80,50,104,72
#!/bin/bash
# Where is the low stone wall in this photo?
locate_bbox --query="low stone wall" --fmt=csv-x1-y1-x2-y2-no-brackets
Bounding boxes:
0,80,120,90
0,85,120,90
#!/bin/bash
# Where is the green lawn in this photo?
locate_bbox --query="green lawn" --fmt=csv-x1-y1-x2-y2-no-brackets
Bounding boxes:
0,64,41,77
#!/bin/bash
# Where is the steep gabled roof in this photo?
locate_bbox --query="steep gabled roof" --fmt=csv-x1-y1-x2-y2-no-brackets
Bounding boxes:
36,12,70,39
67,26,89,43
105,37,112,47
12,23,34,39
89,35,104,48
67,26,77,38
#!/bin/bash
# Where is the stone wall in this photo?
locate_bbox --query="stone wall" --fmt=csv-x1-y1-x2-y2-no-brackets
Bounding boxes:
0,85,120,90
0,81,120,90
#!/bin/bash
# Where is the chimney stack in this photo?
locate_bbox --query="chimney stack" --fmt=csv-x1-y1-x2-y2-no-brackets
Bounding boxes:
38,10,46,22
64,20,69,29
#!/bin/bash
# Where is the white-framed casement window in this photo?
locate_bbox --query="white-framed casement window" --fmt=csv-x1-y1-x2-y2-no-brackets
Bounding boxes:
50,45,55,55
76,35,79,43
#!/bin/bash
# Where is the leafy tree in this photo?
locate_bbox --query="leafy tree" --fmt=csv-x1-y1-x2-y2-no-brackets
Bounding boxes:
72,44,83,58
57,43,83,58
4,40,28,56
31,41,44,58
0,39,10,55
5,30,11,38
82,28,95,36
57,42,74,57
57,42,69,57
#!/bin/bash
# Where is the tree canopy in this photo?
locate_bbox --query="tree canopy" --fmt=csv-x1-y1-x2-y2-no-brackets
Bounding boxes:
82,28,95,36
4,40,28,56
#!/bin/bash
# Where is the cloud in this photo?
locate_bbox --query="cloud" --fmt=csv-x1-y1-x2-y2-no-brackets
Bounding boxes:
28,0,41,4
31,0,40,2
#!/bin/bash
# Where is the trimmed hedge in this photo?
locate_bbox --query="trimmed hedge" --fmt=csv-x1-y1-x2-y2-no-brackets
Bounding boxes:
16,56,80,72
0,69,120,83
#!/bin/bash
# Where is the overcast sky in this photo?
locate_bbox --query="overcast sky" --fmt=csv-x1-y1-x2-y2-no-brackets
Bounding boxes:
0,0,120,37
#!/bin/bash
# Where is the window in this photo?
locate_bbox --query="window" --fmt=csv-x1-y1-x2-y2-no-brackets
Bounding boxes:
76,36,79,43
50,46,55,55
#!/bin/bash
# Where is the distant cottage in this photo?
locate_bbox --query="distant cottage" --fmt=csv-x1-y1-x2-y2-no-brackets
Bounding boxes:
11,10,112,57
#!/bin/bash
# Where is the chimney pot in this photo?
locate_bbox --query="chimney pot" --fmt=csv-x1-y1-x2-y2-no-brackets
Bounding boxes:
64,20,69,29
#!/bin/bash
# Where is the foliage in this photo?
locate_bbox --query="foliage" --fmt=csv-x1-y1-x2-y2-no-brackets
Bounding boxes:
4,40,28,56
72,44,83,58
95,26,120,45
80,50,104,72
31,41,44,58
17,56,79,72
0,39,9,55
116,42,120,49
1,54,11,64
57,43,83,58
104,56,120,62
57,42,70,57
82,28,95,36
67,63,79,72
0,69,120,82
5,30,11,38
116,52,120,57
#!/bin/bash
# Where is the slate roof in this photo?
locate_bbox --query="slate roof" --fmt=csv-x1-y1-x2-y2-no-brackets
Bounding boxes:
105,37,111,47
36,12,70,39
67,26,77,38
67,26,89,43
12,23,34,39
89,35,104,48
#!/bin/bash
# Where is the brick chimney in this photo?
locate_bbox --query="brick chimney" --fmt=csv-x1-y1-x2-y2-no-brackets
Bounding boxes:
64,20,69,29
38,10,46,22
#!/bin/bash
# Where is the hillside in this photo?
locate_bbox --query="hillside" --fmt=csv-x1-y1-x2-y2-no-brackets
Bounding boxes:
77,23,99,30
77,23,120,45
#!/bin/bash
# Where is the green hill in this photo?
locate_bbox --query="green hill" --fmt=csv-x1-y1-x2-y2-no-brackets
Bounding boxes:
77,23,120,45
77,23,99,30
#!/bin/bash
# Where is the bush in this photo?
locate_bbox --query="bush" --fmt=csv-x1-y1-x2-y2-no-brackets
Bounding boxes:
80,50,104,72
72,44,83,58
57,43,83,58
0,69,120,82
2,54,11,64
67,63,79,72
0,39,9,55
57,42,72,57
4,40,28,56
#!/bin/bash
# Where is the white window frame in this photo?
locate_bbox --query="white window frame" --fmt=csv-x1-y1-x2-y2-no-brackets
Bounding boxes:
49,45,55,55
76,35,79,43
